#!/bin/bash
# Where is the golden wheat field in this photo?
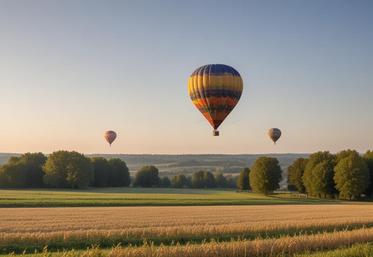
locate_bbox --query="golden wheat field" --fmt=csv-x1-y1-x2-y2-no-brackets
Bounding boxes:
3,204,373,256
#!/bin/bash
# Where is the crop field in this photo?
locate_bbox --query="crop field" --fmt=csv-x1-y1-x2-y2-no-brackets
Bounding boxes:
2,204,373,256
0,188,336,207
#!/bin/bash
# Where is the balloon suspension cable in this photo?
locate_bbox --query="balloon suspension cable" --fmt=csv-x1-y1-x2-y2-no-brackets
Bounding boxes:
213,130,220,136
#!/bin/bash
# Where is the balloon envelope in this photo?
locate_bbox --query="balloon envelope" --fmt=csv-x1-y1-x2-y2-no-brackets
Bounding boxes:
188,64,243,135
104,130,117,146
268,128,281,144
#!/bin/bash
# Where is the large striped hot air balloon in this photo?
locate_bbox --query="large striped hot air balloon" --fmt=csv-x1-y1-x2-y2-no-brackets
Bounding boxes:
188,64,243,136
268,128,281,145
104,130,117,146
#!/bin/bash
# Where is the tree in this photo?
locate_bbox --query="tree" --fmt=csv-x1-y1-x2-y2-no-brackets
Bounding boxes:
43,151,93,188
0,153,46,188
287,158,308,193
91,157,110,187
160,176,171,187
203,171,216,188
237,167,250,191
249,157,282,194
108,158,130,187
134,166,160,187
214,172,228,188
336,149,359,163
363,150,373,196
192,171,205,188
334,153,370,200
171,174,188,188
226,175,238,189
302,151,336,198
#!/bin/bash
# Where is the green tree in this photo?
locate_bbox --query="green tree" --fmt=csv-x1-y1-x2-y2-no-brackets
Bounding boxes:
0,153,46,188
334,152,370,200
108,158,130,187
226,175,238,189
214,172,228,188
91,157,110,187
363,151,373,196
236,167,250,191
336,149,359,163
43,151,93,188
203,171,216,188
192,171,205,188
302,151,336,198
171,174,188,188
134,166,160,187
160,176,171,187
287,158,308,193
249,157,282,194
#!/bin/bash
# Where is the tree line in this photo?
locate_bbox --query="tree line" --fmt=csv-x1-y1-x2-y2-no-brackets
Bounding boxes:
0,151,237,189
287,150,373,200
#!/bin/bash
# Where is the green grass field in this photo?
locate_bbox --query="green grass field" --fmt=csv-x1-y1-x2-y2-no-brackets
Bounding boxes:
0,187,340,207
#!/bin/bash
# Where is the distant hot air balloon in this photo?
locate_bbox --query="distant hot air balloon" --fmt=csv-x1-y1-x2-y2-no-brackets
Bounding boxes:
268,128,281,144
104,130,117,146
188,64,243,136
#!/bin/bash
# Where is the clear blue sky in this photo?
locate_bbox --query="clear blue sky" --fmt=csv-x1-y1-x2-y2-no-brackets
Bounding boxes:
0,0,372,154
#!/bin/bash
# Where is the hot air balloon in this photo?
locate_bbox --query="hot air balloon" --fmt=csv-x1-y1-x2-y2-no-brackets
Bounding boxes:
104,130,117,146
268,128,281,144
188,64,243,136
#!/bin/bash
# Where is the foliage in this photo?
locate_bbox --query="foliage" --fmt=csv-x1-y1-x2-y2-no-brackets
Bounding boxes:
237,167,250,191
249,157,282,194
171,174,188,188
134,166,160,187
191,171,216,188
334,152,370,200
0,153,46,188
43,151,93,189
214,172,228,188
302,151,336,198
107,158,130,187
363,150,373,196
160,176,171,187
91,157,110,187
288,158,308,193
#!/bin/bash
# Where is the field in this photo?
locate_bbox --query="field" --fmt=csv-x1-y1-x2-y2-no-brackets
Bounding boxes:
0,188,335,207
2,203,373,256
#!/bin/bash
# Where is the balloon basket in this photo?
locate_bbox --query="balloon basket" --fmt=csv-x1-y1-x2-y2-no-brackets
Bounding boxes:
213,130,219,136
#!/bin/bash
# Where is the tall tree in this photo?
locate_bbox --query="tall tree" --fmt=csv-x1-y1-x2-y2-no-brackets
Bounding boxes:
108,158,130,187
134,166,160,187
237,167,250,191
43,151,93,189
249,157,282,194
363,151,373,196
171,174,188,188
287,158,308,193
0,153,46,188
214,172,228,188
334,152,369,200
91,157,110,187
302,151,336,198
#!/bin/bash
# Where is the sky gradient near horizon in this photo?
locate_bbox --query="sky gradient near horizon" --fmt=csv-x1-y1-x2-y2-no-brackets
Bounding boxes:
0,0,373,154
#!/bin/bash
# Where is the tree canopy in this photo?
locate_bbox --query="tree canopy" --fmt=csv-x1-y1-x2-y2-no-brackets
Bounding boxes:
236,167,250,191
288,158,308,193
43,151,93,189
134,166,160,187
249,157,282,194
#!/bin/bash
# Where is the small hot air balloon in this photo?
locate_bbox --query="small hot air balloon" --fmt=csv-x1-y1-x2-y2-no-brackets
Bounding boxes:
188,64,243,136
104,130,117,146
268,128,281,144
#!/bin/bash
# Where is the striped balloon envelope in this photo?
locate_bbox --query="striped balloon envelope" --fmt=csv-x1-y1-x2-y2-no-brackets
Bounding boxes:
188,64,243,136
268,128,281,144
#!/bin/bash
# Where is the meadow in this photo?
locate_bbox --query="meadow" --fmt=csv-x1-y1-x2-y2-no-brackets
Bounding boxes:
2,204,373,256
0,188,334,207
